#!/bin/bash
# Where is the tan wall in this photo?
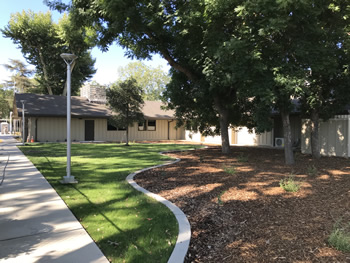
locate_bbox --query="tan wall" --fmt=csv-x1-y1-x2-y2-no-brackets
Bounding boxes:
301,116,349,157
231,127,273,146
34,117,185,142
168,121,185,140
185,130,202,142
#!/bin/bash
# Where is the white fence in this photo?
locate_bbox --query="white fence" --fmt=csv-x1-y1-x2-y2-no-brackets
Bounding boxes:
301,115,350,157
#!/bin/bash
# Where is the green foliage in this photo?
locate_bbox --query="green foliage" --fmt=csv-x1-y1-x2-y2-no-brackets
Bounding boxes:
223,165,236,175
20,143,200,263
217,190,226,206
118,62,170,101
47,0,267,154
328,219,350,253
1,10,96,95
307,165,318,177
2,59,35,93
0,84,14,118
47,0,350,160
237,153,249,163
279,174,301,192
106,78,144,145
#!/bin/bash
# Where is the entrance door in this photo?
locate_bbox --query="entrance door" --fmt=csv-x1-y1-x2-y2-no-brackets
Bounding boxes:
85,120,95,141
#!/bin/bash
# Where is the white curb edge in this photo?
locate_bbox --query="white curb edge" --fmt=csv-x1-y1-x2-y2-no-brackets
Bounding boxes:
126,150,194,263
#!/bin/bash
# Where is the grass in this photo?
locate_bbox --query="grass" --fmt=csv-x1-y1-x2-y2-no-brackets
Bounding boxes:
237,153,249,163
328,220,350,253
223,165,236,175
279,174,301,192
20,143,201,263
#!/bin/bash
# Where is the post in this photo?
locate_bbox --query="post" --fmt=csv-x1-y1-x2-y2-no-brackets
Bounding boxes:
10,112,12,134
60,53,78,184
20,100,26,145
67,62,72,178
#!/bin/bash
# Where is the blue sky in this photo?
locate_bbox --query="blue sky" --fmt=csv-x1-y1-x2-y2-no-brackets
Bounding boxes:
0,1,170,85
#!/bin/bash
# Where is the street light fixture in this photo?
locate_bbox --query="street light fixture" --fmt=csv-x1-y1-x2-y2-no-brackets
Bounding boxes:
60,53,78,184
20,100,26,145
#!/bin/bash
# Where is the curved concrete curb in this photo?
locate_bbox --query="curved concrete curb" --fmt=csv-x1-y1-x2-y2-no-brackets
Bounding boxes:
126,153,190,263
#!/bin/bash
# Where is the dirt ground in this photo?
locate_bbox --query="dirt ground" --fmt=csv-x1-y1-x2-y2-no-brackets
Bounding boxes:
134,146,350,263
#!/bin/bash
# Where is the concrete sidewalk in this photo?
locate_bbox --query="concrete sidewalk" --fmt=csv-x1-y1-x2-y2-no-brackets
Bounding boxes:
0,136,109,263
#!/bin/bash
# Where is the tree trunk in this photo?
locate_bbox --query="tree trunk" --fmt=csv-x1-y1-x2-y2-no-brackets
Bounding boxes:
281,112,295,165
38,50,53,95
310,110,321,159
214,97,231,154
62,61,76,96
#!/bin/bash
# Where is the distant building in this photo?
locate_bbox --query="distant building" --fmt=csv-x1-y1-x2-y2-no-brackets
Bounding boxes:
80,83,107,104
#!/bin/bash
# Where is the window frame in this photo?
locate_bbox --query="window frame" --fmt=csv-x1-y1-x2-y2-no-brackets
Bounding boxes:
138,120,156,131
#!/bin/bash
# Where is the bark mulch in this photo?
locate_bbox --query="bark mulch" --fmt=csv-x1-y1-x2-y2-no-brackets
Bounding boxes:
134,146,350,263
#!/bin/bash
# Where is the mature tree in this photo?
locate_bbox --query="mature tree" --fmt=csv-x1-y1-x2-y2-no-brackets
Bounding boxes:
0,84,13,118
3,59,35,93
118,61,170,101
106,78,144,146
237,0,350,164
47,0,265,154
298,2,350,159
1,10,96,95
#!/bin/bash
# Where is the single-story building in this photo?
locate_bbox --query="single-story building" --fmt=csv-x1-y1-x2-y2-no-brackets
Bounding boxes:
13,93,185,143
186,115,302,148
13,93,350,157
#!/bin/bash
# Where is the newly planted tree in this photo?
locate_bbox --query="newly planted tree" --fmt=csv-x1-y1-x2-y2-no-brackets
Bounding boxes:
106,78,144,146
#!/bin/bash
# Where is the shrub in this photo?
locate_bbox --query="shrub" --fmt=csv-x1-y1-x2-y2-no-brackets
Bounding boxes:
237,153,249,163
307,165,318,177
279,174,301,192
217,191,226,205
328,220,350,252
223,166,236,175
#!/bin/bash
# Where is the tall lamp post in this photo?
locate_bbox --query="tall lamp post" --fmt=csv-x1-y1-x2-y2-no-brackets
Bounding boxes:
10,111,13,134
60,53,78,184
20,100,26,145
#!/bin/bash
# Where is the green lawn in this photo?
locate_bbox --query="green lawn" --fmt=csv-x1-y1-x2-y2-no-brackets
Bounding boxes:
20,143,200,263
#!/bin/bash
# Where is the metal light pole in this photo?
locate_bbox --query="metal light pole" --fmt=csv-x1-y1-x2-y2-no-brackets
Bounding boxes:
60,53,78,184
10,111,12,134
20,100,26,145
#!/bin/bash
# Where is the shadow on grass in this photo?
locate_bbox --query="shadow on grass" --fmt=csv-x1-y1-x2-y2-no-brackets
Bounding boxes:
20,143,198,263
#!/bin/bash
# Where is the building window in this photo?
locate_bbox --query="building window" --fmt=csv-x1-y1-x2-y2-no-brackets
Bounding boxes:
147,120,156,131
107,120,126,131
138,121,146,131
138,120,156,131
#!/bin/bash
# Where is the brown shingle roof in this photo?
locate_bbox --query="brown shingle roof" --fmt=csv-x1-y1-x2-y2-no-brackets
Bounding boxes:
14,93,175,120
141,100,175,120
15,93,112,118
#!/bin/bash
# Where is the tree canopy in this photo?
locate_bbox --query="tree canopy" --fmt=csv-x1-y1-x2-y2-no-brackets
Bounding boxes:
1,10,96,95
47,0,350,162
2,59,36,93
117,61,170,101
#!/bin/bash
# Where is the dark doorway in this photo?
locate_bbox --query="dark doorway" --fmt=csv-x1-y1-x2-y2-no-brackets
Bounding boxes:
85,120,95,141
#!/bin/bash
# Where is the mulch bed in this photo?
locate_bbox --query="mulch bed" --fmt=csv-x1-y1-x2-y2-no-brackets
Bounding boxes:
134,146,350,263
